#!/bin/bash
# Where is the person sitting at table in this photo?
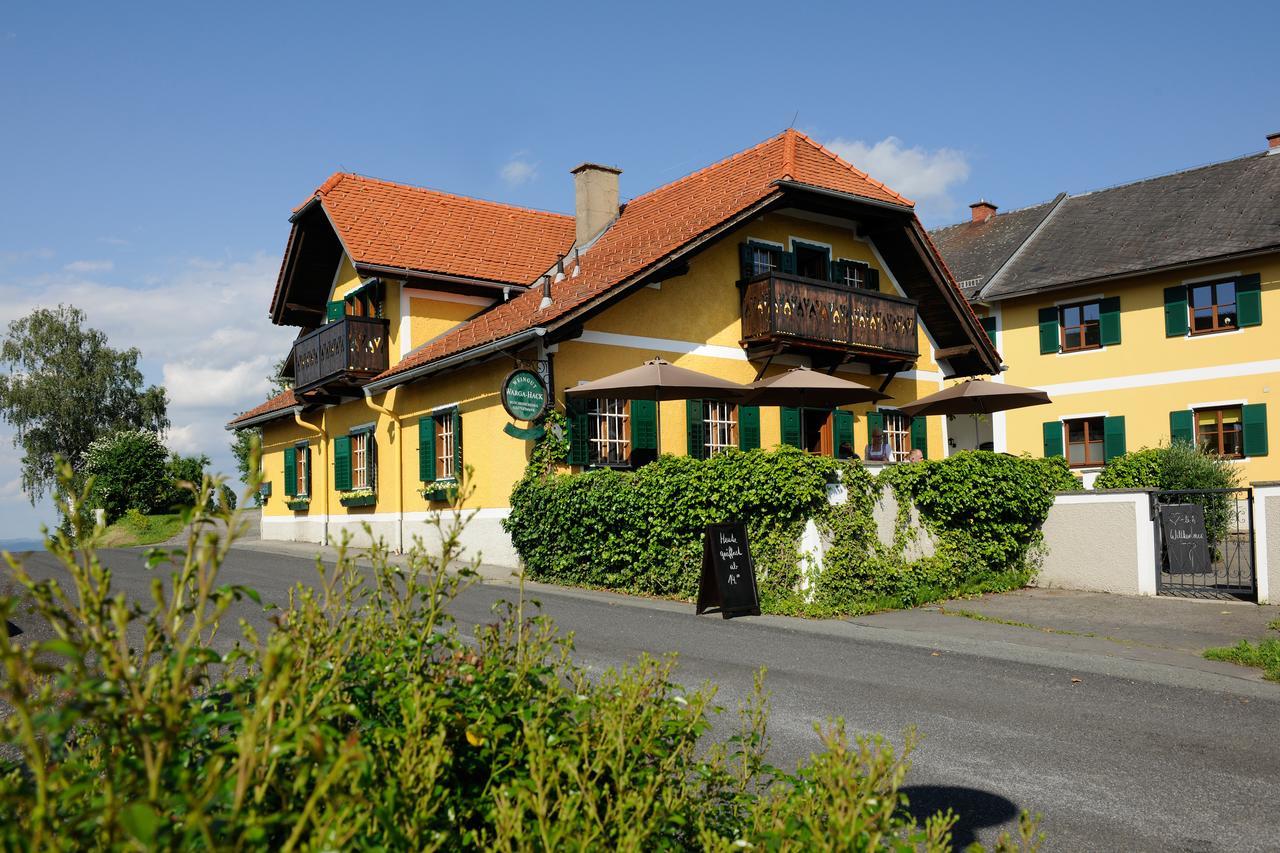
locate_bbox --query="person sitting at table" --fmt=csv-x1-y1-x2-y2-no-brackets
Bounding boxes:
864,428,893,463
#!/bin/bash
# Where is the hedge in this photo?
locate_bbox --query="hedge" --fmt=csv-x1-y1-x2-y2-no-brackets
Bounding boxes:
506,447,1079,616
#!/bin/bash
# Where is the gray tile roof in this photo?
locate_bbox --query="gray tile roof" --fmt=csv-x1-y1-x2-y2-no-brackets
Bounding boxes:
930,151,1280,302
930,197,1061,298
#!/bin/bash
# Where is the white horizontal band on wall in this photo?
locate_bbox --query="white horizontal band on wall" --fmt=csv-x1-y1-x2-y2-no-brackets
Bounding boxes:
1038,358,1280,398
262,507,513,526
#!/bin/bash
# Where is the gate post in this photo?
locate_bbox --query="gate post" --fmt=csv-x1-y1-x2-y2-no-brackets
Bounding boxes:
1254,481,1280,605
1136,491,1158,596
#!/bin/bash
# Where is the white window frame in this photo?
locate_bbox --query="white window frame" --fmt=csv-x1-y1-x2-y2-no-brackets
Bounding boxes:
588,398,630,467
704,401,738,457
295,443,309,497
882,410,911,460
436,411,457,481
351,431,370,490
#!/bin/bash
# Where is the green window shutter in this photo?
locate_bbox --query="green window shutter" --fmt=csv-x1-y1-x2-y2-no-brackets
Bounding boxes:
830,259,845,284
738,243,754,279
1164,285,1189,337
738,405,760,450
567,399,589,466
778,251,797,275
1169,410,1194,446
1099,296,1122,346
910,416,929,459
452,409,463,477
1103,416,1126,462
419,416,436,482
283,447,296,497
631,400,657,452
1042,421,1064,458
326,300,345,323
1038,307,1060,354
1243,403,1268,457
979,316,997,347
333,435,352,491
780,406,802,448
1237,273,1262,327
833,410,854,458
303,447,312,496
865,410,884,435
686,399,705,459
865,267,880,291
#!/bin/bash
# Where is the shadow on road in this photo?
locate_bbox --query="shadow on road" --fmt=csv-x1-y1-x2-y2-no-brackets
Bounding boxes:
900,784,1019,848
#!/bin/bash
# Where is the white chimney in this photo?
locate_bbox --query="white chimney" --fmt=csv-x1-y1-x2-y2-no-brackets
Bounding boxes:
571,162,621,246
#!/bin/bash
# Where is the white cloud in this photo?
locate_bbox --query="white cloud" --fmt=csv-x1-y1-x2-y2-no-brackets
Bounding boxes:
0,252,298,500
97,236,130,247
63,259,114,273
823,136,970,219
163,357,275,409
500,153,538,186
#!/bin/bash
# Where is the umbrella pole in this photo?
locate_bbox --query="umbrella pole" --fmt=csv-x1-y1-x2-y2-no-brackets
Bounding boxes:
973,413,980,451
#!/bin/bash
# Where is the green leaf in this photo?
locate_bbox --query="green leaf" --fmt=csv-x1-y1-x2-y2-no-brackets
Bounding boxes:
120,802,161,844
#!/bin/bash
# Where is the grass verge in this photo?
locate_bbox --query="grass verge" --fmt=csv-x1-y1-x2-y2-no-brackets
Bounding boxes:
1203,636,1280,681
99,512,184,547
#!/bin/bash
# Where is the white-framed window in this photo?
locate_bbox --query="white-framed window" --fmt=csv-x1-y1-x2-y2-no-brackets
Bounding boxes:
436,412,456,479
295,444,309,496
839,262,865,288
351,431,370,489
704,401,738,456
588,398,630,466
883,411,912,460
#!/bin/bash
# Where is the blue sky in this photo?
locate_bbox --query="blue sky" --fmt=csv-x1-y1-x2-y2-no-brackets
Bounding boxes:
0,0,1276,537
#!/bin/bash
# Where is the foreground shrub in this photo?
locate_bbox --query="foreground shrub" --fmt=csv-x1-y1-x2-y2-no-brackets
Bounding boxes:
79,428,168,522
0,462,1042,850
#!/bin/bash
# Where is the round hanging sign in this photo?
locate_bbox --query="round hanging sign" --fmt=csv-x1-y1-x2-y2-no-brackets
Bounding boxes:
501,369,549,421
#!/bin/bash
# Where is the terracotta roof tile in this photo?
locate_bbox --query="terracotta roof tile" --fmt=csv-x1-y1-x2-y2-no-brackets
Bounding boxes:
304,173,576,285
228,389,298,428
375,131,914,383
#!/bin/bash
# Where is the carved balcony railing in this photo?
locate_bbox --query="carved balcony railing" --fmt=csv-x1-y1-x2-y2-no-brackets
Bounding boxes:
291,315,390,393
740,273,919,359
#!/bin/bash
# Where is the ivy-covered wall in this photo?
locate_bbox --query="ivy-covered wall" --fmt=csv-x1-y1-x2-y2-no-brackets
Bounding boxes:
505,447,1080,616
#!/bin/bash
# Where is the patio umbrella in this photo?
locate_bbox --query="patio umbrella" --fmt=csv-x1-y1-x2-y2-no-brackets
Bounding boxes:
564,357,749,401
898,379,1051,417
743,366,888,407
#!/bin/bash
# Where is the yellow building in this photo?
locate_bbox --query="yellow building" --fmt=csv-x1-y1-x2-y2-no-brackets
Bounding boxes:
229,131,997,561
932,133,1280,486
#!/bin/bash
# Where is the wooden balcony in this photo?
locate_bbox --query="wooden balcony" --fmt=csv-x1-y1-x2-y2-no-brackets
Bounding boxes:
740,273,919,365
291,315,390,394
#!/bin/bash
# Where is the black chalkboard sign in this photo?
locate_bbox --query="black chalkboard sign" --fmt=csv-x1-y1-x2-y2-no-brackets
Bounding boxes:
1162,504,1211,575
696,523,761,618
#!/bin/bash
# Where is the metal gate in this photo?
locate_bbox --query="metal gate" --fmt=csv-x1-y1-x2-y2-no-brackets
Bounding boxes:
1151,488,1256,601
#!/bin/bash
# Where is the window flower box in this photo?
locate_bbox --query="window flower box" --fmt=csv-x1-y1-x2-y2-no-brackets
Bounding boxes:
420,480,457,502
286,497,311,511
339,489,377,508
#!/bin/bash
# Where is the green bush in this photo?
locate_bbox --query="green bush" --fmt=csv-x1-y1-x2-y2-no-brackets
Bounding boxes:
1093,440,1240,492
506,446,838,610
0,463,1046,850
157,452,211,512
509,447,1072,617
79,428,169,522
813,453,1077,614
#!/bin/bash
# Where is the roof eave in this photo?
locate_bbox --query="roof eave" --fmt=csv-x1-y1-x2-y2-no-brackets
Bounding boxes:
773,179,915,214
982,243,1280,303
226,405,304,431
363,327,547,395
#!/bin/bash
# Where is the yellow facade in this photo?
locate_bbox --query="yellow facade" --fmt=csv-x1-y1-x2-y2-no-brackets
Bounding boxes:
260,210,958,529
986,253,1280,482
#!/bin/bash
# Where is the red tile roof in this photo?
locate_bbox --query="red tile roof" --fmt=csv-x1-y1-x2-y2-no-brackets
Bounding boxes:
374,130,913,384
302,173,577,285
228,389,298,428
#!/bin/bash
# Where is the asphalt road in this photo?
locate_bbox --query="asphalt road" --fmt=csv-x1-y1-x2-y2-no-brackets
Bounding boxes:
9,546,1279,851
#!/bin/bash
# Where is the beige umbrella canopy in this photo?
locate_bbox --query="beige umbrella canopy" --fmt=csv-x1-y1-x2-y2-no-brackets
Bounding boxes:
744,366,888,408
898,379,1051,417
565,358,749,401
